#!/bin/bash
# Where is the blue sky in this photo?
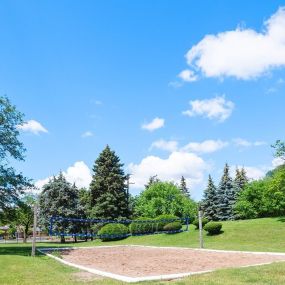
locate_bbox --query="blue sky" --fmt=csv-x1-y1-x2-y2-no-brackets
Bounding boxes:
2,0,285,199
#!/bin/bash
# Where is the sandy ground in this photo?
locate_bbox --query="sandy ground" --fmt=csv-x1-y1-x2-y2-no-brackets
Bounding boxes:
50,246,285,277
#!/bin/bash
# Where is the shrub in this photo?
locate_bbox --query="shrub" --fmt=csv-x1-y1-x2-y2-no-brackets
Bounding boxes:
163,221,182,232
129,217,155,234
204,222,222,235
98,223,129,241
193,218,209,229
91,223,105,234
155,214,179,231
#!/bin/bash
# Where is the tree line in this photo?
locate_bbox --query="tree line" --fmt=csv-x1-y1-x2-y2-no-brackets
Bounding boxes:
0,95,285,242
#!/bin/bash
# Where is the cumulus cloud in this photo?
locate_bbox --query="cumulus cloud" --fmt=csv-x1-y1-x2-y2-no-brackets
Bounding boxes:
230,165,266,181
150,139,178,152
233,138,267,148
128,151,209,191
272,157,285,167
178,69,198,82
181,7,285,81
35,161,92,190
142,117,165,131
81,131,94,138
182,96,234,122
17,120,48,135
182,140,228,154
243,166,266,180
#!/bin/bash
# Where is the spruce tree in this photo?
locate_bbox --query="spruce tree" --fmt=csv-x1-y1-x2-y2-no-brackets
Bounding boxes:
202,175,218,221
179,176,190,198
39,173,82,243
90,145,129,219
232,167,249,219
216,163,235,220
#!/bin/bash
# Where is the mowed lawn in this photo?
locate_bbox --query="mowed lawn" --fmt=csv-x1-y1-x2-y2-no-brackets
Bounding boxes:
1,217,285,285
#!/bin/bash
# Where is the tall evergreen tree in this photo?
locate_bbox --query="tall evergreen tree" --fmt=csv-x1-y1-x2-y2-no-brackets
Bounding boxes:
39,173,82,243
216,163,235,220
179,176,190,198
90,145,129,219
202,175,218,221
234,167,248,192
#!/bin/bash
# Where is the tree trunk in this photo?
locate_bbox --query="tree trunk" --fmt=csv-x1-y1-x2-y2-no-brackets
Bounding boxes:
60,235,65,243
23,231,27,243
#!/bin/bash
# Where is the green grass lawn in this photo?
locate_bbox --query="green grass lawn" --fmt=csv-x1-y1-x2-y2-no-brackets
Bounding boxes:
1,217,285,285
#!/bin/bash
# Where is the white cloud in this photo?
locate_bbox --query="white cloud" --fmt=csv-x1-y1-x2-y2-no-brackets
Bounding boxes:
230,165,266,181
178,69,198,82
243,166,266,180
35,161,92,190
233,138,267,148
17,120,48,135
81,131,94,138
142,117,165,131
272,157,285,167
182,96,234,122
182,140,228,154
183,7,285,80
63,161,92,189
128,151,209,192
150,139,178,152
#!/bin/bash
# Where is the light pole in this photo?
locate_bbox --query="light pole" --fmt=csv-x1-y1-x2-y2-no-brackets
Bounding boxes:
198,203,204,249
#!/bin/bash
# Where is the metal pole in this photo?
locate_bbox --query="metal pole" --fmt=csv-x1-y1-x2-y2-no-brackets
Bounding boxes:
198,209,204,249
31,203,37,257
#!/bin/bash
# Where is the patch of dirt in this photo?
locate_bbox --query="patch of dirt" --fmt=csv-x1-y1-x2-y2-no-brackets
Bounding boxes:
51,246,285,278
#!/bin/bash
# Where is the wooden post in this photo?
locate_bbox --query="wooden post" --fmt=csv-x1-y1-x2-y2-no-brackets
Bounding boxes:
31,203,37,257
198,207,204,249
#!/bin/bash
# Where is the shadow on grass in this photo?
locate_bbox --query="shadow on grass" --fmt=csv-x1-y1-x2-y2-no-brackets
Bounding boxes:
0,246,46,257
206,230,224,236
277,218,285,223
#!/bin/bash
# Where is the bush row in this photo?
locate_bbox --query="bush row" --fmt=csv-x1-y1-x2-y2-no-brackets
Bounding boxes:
98,215,183,241
97,216,222,241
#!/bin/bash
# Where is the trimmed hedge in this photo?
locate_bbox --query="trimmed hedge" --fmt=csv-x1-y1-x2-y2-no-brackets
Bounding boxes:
155,214,179,231
204,222,222,235
163,221,182,232
129,217,155,234
193,218,209,229
98,223,129,241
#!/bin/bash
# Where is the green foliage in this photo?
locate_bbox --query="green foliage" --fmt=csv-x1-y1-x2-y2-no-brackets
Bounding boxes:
216,164,235,221
202,175,218,221
204,222,223,235
134,181,197,220
98,223,129,241
179,176,190,198
0,96,31,210
14,196,34,242
163,221,182,232
155,214,179,231
192,218,209,229
235,165,285,219
90,145,129,219
144,175,160,189
272,140,285,161
39,173,84,242
129,217,155,234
